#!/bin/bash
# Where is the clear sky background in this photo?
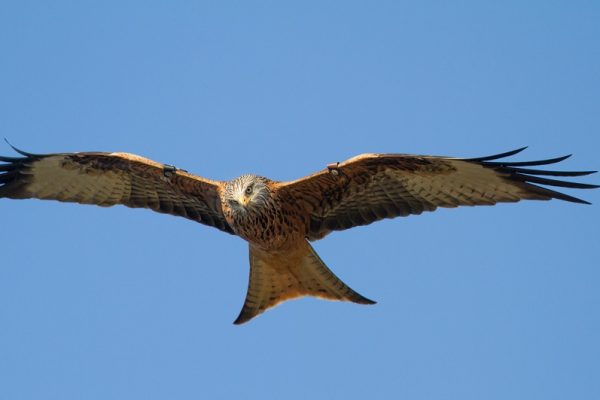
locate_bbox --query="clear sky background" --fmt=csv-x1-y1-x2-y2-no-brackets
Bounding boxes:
1,2,599,399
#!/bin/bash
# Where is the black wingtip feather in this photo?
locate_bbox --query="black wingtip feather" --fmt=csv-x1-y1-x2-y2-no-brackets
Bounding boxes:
1,142,47,198
482,154,573,167
0,170,19,184
464,148,598,205
511,173,600,189
3,139,45,158
525,183,592,205
0,154,27,162
465,146,528,162
500,167,597,177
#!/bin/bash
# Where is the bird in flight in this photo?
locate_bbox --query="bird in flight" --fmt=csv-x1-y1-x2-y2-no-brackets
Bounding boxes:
0,144,597,324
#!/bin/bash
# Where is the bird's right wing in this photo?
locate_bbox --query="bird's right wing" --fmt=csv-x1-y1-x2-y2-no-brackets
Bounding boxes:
0,146,234,234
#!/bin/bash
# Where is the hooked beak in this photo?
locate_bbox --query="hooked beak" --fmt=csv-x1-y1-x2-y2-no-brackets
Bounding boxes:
229,196,250,209
239,195,251,206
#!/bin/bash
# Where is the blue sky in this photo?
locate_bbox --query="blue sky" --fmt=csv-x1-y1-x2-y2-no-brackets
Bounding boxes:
1,2,599,399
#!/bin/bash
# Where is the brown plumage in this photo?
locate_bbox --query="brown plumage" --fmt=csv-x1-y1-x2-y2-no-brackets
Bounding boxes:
0,144,597,324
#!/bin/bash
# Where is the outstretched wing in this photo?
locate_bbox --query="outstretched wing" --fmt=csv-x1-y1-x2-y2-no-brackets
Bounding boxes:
0,146,234,234
276,148,598,240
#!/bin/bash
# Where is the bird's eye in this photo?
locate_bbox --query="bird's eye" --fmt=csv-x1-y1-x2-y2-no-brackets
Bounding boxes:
245,185,253,195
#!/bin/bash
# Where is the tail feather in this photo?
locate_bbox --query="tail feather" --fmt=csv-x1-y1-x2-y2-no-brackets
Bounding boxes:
234,240,374,324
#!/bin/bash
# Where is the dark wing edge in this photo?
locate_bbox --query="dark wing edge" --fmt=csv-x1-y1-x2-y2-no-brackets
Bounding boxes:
0,143,235,234
461,147,599,204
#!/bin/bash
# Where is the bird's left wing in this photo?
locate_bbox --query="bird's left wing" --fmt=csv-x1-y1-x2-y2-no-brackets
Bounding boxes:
0,146,234,234
276,148,598,240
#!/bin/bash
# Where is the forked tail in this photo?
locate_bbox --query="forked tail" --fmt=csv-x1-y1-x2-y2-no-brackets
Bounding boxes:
234,240,375,324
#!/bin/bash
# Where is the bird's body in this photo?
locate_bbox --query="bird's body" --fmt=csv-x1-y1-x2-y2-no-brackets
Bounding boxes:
1,144,597,323
221,174,300,249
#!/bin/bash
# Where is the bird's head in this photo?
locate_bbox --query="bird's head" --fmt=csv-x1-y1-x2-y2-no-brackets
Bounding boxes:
224,174,271,213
